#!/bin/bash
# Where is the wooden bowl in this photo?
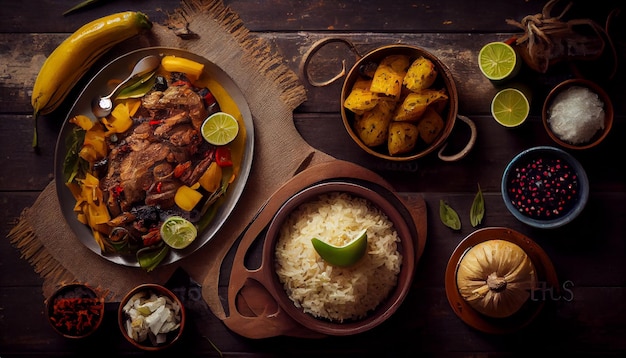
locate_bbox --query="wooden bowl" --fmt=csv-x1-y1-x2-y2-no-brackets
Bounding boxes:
340,44,459,161
118,284,185,351
46,283,104,339
445,227,559,334
262,181,416,335
542,78,613,150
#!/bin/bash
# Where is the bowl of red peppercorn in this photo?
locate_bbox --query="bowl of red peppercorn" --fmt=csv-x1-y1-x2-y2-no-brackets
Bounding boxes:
501,146,589,229
46,283,105,339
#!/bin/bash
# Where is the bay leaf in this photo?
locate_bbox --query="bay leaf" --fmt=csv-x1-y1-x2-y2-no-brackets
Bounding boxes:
470,183,485,227
439,199,461,230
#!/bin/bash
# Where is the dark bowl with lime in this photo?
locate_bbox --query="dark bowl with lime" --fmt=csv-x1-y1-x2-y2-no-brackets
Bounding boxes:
501,146,589,229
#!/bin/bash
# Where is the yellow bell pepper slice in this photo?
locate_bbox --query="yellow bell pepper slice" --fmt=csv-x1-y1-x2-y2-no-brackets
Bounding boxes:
69,114,95,131
198,162,222,192
88,200,111,225
174,185,203,211
161,56,204,81
102,102,133,134
83,124,108,160
126,98,141,116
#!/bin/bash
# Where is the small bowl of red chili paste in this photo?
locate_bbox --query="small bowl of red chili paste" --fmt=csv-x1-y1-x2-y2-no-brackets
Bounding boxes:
501,146,589,229
46,283,105,339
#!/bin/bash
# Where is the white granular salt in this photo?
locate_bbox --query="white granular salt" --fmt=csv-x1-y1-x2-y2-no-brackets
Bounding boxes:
548,86,605,145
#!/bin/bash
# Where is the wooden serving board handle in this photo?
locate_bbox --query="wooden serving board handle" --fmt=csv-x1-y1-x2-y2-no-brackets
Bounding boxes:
220,160,427,339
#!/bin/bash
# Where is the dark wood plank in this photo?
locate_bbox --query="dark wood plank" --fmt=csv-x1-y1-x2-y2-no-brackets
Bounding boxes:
0,115,56,191
0,1,174,33
0,193,45,286
3,30,625,117
2,285,624,355
294,113,626,192
1,0,618,34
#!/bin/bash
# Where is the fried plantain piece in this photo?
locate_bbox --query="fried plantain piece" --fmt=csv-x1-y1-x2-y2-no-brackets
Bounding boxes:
388,121,419,155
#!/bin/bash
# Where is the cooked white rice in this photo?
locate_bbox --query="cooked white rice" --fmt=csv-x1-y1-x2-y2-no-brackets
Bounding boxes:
274,191,402,322
548,86,605,145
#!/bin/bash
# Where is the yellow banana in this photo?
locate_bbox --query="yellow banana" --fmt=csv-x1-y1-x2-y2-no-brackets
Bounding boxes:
31,11,152,119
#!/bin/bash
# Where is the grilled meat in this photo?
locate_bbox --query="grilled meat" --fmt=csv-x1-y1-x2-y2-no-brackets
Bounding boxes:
102,83,218,229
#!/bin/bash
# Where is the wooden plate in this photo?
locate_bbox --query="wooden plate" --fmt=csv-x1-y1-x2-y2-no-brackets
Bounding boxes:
444,227,559,334
215,160,427,338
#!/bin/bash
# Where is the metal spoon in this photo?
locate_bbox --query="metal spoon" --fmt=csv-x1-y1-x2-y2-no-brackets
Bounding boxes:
91,55,161,118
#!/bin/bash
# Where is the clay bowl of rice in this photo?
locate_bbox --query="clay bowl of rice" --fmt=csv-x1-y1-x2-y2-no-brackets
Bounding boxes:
262,181,416,335
542,78,613,150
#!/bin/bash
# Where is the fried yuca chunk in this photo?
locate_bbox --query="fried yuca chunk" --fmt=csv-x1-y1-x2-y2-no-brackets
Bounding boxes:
343,79,379,115
403,56,438,92
393,89,448,122
353,99,395,147
417,106,445,144
388,121,419,155
370,55,410,101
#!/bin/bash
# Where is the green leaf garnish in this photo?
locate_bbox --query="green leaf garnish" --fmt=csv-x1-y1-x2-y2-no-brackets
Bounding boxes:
439,200,461,230
117,72,157,100
470,183,485,227
136,243,170,272
63,0,104,16
62,127,88,184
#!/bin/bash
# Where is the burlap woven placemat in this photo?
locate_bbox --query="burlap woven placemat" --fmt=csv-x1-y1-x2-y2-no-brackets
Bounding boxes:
7,0,333,319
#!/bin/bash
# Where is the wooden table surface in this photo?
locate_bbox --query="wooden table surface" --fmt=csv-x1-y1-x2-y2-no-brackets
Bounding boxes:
1,0,625,356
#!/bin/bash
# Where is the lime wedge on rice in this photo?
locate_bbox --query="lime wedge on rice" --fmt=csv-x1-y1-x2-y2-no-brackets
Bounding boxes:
160,216,197,249
478,42,520,81
491,88,530,127
201,112,239,146
311,229,368,267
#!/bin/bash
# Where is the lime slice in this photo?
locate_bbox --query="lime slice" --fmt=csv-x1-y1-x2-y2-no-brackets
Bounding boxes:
311,229,368,267
160,216,198,249
491,88,530,127
201,112,239,145
478,42,520,81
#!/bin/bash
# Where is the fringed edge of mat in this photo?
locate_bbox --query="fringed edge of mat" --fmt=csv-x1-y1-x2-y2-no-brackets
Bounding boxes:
171,0,308,110
7,208,77,288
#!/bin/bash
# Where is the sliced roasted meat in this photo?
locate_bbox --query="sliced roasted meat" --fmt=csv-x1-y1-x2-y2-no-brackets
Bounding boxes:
116,142,171,206
98,80,220,249
179,155,213,187
142,84,207,129
153,111,189,137
145,180,179,208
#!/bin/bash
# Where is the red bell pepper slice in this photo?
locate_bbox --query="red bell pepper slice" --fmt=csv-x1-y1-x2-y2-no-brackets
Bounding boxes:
216,147,232,167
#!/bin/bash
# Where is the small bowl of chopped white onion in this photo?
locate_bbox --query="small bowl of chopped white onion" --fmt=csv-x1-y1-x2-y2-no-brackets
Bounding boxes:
118,284,185,351
542,78,613,150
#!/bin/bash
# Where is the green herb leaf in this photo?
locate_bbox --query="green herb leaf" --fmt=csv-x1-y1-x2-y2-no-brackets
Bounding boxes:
136,243,170,272
439,199,461,230
117,72,157,100
470,183,485,227
63,0,104,16
62,128,88,184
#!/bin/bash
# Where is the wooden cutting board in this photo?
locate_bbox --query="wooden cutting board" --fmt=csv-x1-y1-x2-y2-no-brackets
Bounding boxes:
213,160,427,338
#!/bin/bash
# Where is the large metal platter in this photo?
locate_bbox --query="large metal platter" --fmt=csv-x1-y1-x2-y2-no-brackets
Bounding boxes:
54,47,254,267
